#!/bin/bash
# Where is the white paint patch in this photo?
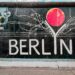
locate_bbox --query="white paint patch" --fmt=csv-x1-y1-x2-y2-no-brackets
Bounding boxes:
0,59,75,68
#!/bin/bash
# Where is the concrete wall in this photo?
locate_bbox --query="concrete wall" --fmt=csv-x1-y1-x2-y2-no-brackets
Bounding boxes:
0,0,75,2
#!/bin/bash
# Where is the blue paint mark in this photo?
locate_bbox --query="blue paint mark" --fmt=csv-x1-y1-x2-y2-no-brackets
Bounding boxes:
51,0,62,2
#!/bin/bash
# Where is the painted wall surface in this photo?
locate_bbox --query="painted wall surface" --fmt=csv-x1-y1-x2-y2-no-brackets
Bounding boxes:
0,0,74,68
0,7,74,59
0,0,75,2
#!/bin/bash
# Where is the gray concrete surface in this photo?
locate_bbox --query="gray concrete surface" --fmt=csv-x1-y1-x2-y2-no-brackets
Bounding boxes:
0,68,75,75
